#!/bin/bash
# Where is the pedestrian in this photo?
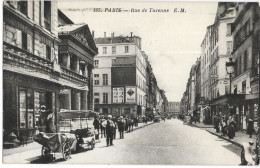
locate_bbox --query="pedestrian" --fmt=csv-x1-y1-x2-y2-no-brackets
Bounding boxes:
214,114,220,133
38,105,47,132
46,110,55,133
100,115,106,138
112,117,117,139
124,117,129,132
227,116,236,139
247,118,254,138
117,116,125,139
93,116,100,140
102,115,115,146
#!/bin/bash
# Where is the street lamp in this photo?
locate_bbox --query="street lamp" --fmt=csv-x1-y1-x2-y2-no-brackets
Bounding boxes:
226,57,236,95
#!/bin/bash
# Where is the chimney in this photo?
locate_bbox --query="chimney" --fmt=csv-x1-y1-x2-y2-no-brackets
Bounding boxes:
130,32,133,37
111,32,114,38
104,32,106,37
92,31,95,38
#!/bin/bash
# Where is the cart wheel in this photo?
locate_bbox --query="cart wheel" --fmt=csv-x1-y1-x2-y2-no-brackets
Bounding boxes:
91,139,95,150
41,146,51,158
62,142,71,161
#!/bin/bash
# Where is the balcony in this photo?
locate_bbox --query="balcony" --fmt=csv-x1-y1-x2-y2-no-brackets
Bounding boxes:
3,42,88,83
3,42,54,74
60,66,88,83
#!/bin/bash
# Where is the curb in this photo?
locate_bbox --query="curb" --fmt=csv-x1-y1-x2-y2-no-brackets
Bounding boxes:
206,129,243,148
191,123,214,129
127,122,155,132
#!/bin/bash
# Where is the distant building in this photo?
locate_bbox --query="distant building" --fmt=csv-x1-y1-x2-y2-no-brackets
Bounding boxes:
168,102,180,117
93,33,147,117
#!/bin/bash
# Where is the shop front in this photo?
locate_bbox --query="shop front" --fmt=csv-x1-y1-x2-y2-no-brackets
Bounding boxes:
3,71,60,143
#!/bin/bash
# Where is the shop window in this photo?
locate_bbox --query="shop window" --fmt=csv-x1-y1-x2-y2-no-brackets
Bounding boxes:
44,1,51,31
19,89,27,128
124,108,130,115
102,108,108,115
94,108,99,112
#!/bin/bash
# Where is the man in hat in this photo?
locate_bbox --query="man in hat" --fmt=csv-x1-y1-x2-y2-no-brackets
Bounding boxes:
117,116,125,139
102,115,115,146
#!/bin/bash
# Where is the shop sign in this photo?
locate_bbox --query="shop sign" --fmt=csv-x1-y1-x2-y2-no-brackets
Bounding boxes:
112,87,124,103
125,86,136,103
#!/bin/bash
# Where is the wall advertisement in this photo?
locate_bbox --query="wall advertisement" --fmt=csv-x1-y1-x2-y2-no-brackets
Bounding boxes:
112,87,124,103
125,86,136,103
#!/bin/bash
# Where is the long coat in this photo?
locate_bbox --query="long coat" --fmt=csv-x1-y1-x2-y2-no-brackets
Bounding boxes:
247,120,254,135
117,120,125,132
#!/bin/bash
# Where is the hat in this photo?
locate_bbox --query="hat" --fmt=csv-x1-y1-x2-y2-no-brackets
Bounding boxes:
108,115,112,119
40,105,46,110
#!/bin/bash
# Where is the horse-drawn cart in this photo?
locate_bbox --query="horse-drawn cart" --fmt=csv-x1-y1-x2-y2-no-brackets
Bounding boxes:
33,110,96,161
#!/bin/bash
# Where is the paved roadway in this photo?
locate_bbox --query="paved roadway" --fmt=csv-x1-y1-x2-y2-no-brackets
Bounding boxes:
51,119,241,165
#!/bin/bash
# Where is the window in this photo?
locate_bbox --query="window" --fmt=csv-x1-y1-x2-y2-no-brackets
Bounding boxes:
46,45,51,60
94,93,99,104
44,1,51,31
102,47,107,54
22,32,27,50
226,41,232,55
244,50,248,72
17,1,27,16
125,46,129,53
94,74,99,78
226,23,232,36
103,93,108,104
103,74,108,85
112,46,116,54
94,60,99,67
242,81,246,94
94,80,99,85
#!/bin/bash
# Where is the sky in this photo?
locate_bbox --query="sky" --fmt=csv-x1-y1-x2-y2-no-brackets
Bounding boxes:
58,0,218,102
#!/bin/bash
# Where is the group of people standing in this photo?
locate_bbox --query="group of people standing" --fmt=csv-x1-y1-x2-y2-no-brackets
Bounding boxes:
93,115,140,147
214,113,255,139
214,114,237,139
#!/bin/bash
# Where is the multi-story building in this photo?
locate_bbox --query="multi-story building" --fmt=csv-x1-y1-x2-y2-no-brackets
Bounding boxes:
231,2,259,130
93,33,147,117
200,25,214,123
3,0,60,142
194,58,202,122
58,11,98,111
209,6,236,119
168,102,180,117
3,1,97,145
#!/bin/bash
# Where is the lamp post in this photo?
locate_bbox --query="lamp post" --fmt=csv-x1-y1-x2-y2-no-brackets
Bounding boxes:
226,57,236,116
225,57,236,95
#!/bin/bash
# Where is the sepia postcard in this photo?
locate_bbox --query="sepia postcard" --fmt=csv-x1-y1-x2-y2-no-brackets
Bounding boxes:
2,0,260,166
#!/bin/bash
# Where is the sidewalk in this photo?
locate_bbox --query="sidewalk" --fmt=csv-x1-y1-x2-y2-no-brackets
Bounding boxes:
192,122,257,148
3,121,154,164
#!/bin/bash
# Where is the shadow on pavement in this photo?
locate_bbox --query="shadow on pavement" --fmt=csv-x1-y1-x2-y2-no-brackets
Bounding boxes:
222,143,241,157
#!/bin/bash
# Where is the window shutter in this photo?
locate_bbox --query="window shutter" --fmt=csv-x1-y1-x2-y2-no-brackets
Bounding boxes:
41,0,44,26
41,44,46,59
15,29,22,48
51,47,54,61
27,34,32,53
27,0,33,19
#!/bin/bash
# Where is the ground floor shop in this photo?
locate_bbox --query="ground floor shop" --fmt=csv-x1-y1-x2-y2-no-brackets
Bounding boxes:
3,71,60,143
94,104,146,117
210,94,258,131
3,71,90,146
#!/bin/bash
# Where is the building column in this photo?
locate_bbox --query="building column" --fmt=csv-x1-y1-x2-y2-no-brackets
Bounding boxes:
76,58,80,73
61,89,71,110
63,54,70,68
71,90,80,110
84,64,88,77
81,90,88,110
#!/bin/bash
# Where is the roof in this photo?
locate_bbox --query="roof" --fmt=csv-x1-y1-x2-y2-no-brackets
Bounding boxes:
58,9,74,25
58,23,86,33
94,36,132,44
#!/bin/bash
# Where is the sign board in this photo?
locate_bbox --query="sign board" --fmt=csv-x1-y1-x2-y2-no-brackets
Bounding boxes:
125,86,136,103
112,87,124,103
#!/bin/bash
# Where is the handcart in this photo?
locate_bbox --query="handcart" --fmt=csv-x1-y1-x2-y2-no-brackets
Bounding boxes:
33,110,96,161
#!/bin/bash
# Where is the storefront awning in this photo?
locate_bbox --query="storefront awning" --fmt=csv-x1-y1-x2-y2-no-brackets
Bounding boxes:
211,94,246,106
